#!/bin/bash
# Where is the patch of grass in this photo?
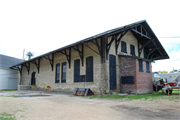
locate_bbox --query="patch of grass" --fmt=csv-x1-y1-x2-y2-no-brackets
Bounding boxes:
0,116,14,120
158,90,180,95
89,92,180,101
172,90,180,94
172,89,180,91
4,95,17,98
5,96,11,97
0,113,15,120
2,89,17,91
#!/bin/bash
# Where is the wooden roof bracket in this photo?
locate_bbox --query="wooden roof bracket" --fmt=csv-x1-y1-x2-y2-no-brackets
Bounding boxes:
105,25,136,60
43,54,54,71
72,44,84,66
132,24,164,59
138,39,153,57
31,58,40,73
146,47,162,59
104,30,129,60
22,62,30,75
115,30,128,55
10,65,22,75
131,25,151,39
90,38,103,63
106,35,116,60
59,48,71,68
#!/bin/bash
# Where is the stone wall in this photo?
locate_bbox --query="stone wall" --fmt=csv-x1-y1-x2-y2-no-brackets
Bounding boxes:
21,31,151,94
21,39,104,94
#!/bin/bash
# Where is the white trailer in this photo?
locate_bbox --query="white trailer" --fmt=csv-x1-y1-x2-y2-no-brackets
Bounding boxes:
153,72,180,94
158,72,180,89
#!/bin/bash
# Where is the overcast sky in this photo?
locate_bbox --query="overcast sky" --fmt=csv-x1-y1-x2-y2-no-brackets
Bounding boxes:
0,0,180,72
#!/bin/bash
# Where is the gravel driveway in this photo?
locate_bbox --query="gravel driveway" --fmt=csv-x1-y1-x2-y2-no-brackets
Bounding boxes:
0,90,180,120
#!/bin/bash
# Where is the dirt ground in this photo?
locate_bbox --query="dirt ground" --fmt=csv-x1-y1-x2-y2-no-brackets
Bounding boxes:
0,91,180,120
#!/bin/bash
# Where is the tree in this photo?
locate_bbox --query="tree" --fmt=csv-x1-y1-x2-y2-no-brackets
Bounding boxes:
158,70,168,74
169,69,179,73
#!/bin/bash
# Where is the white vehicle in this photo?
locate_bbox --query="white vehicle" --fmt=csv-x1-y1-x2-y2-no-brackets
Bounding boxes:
153,71,180,94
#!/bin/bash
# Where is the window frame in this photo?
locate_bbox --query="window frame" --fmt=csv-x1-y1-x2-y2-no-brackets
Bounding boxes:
86,56,93,82
130,44,135,56
146,61,150,73
121,41,127,53
139,60,143,72
61,62,66,83
55,63,60,83
74,59,80,83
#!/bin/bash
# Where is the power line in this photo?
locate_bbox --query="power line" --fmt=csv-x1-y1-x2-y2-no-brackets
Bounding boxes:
158,37,180,38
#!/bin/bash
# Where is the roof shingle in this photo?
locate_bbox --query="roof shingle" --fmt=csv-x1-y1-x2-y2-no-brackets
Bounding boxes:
0,54,22,69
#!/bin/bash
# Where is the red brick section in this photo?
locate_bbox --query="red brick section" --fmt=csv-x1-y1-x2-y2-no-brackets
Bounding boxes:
136,60,153,93
120,57,153,94
120,57,137,92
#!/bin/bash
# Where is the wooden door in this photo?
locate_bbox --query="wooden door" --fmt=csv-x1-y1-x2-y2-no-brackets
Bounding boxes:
86,56,93,82
74,59,80,82
109,55,116,90
31,72,36,85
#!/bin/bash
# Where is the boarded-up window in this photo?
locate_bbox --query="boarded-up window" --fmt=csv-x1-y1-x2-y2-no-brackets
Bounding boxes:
146,61,150,73
109,55,116,90
74,59,80,82
130,44,135,56
121,76,134,84
139,60,143,72
121,41,127,53
86,56,93,82
55,63,60,83
61,62,66,83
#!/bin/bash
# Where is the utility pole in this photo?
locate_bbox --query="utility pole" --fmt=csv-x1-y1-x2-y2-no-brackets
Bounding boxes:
22,49,25,61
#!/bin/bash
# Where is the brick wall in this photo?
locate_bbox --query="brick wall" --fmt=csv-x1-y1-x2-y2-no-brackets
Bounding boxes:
120,57,137,93
136,60,153,94
120,57,153,94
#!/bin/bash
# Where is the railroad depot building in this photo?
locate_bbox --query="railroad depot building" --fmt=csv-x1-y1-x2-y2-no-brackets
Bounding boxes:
11,20,169,94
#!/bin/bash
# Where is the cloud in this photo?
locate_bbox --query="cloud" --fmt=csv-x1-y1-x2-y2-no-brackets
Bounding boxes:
152,49,180,72
158,38,180,52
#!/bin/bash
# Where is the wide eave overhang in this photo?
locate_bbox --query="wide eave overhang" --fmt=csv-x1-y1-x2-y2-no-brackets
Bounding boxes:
10,20,169,70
